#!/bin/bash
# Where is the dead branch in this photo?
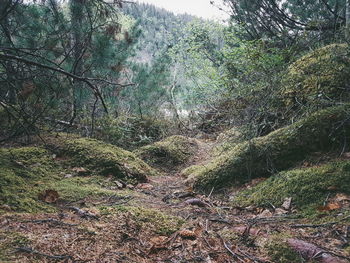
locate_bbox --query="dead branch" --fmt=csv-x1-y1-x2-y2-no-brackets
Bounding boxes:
287,238,349,263
291,215,350,228
69,207,99,220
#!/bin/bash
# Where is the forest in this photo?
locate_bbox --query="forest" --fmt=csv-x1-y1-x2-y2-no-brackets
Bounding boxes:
1,0,350,262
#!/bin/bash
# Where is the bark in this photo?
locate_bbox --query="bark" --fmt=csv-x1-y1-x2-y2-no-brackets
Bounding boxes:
287,238,348,263
346,0,350,41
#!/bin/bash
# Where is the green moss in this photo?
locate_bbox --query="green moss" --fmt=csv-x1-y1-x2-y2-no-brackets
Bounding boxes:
0,147,59,213
0,144,138,213
52,176,118,202
283,43,350,107
50,135,158,183
99,206,184,235
233,161,350,209
134,135,198,170
189,105,350,191
264,236,303,263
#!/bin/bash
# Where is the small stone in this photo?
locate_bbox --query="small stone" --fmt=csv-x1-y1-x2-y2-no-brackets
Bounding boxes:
282,197,292,210
64,174,73,178
127,184,135,189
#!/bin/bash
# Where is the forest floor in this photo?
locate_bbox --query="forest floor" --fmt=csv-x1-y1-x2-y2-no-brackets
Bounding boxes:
1,138,350,262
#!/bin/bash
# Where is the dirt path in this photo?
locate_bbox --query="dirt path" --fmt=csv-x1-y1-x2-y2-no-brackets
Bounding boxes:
1,139,350,262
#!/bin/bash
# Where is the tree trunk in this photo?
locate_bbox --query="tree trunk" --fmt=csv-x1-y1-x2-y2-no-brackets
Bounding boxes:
70,0,85,121
0,0,18,104
346,0,350,41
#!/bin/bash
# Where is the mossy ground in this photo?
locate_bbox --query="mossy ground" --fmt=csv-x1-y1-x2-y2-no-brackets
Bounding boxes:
262,235,304,263
134,135,198,171
233,161,350,211
186,105,350,191
99,205,184,235
0,133,160,213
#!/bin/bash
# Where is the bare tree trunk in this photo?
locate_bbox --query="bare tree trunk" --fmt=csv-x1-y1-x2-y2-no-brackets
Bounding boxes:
70,0,85,122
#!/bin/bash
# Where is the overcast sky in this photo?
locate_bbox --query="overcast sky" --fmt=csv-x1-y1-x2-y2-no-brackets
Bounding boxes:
137,0,230,21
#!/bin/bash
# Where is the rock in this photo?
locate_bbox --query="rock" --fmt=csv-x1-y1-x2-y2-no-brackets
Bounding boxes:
281,197,292,210
64,174,73,178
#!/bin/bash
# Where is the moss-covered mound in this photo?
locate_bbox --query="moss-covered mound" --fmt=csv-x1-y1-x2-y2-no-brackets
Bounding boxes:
134,135,198,170
233,161,350,209
0,146,131,213
0,147,59,213
50,135,158,183
188,105,350,191
284,43,350,107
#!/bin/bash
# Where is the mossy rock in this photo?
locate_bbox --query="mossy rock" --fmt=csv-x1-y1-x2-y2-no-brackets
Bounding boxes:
283,43,350,107
233,161,350,209
134,135,198,171
49,135,158,183
188,105,350,191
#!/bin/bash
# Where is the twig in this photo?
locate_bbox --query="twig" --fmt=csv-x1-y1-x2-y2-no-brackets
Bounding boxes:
291,215,350,228
217,234,245,262
15,247,72,260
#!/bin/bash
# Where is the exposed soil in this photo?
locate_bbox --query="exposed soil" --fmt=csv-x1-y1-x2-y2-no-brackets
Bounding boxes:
1,139,350,263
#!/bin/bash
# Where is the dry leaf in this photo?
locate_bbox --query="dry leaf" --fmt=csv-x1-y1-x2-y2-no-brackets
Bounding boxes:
38,189,59,203
179,229,197,240
318,202,342,211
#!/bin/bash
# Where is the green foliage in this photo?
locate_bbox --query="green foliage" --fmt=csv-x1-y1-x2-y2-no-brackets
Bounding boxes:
234,161,350,209
187,105,350,191
95,115,172,150
135,135,198,170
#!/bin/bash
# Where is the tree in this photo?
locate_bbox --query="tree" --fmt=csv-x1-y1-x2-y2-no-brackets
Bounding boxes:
224,0,348,45
0,0,136,140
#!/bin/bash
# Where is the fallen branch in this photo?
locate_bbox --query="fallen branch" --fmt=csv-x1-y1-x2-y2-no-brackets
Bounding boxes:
69,207,99,220
16,247,72,260
291,215,350,228
287,238,349,263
